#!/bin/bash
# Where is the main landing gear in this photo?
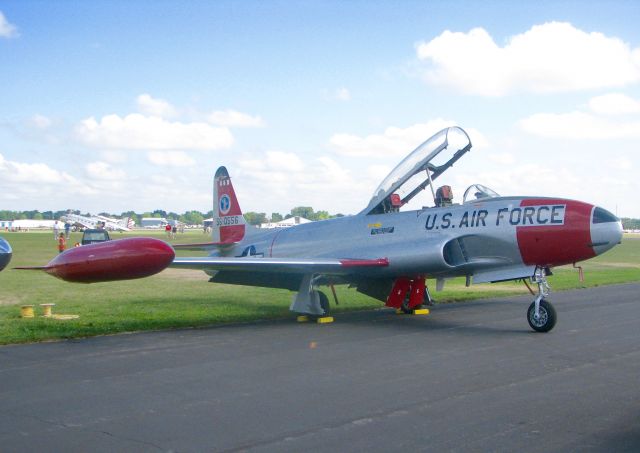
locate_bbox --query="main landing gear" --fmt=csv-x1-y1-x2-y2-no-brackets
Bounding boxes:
525,267,557,333
387,277,431,315
290,274,334,324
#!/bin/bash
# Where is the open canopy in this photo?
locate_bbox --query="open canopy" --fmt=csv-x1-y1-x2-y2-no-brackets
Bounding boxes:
361,126,472,215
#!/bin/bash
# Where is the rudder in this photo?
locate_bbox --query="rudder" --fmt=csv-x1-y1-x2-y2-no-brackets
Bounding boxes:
213,166,246,243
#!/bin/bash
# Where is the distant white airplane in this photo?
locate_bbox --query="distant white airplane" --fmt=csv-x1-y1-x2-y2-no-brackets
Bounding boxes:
61,213,134,232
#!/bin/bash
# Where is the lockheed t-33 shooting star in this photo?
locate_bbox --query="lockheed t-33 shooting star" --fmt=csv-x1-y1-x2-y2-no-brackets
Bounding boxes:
20,127,623,332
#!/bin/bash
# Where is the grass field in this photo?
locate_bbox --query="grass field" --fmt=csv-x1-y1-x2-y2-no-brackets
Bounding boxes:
0,230,638,344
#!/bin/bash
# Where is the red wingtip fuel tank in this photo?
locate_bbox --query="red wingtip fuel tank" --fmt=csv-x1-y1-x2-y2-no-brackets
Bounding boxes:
42,237,175,283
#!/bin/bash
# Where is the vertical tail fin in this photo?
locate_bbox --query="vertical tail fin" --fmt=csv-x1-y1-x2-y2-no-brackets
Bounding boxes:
213,166,246,243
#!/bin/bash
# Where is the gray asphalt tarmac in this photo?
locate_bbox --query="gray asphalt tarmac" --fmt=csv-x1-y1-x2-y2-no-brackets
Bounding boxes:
1,283,639,452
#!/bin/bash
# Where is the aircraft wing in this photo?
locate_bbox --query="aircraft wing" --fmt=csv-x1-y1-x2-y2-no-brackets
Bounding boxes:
104,221,130,232
16,237,388,283
171,256,389,275
73,219,94,229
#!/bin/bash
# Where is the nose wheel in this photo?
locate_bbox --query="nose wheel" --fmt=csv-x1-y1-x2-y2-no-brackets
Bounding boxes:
525,267,557,333
527,299,557,332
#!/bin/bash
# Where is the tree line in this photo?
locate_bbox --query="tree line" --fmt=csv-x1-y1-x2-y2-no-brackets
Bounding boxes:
621,218,640,230
0,209,211,226
0,206,344,226
243,207,344,226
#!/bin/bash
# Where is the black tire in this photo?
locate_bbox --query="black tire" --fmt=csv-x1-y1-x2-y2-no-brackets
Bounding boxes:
401,300,421,314
400,293,418,314
527,299,557,333
318,291,330,315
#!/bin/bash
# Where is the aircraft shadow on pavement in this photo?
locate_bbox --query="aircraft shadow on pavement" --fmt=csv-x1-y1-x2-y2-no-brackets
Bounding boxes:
185,299,534,338
341,307,532,336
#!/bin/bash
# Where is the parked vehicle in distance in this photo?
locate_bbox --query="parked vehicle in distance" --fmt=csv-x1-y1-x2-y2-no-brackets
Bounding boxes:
81,229,111,246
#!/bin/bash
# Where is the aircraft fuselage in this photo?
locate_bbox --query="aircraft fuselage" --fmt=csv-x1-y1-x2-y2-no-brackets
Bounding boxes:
226,196,621,284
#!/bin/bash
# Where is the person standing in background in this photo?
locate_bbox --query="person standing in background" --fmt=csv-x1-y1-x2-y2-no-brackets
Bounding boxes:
53,220,60,240
57,233,66,253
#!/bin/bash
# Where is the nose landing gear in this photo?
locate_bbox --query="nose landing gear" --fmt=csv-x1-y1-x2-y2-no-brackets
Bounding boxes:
525,267,557,332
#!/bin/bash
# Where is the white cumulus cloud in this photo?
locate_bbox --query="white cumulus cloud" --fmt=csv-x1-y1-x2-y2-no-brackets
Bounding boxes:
85,161,126,180
75,114,234,150
0,11,18,38
520,111,640,139
607,157,633,171
488,152,516,165
236,150,372,214
147,151,196,167
101,150,128,164
0,153,94,204
207,110,265,128
330,119,488,158
416,22,640,96
136,94,178,118
455,163,581,201
588,93,640,115
0,153,72,183
264,151,304,172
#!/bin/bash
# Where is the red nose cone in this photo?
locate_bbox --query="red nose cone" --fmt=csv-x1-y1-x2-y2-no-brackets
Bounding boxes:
45,237,175,283
517,199,595,267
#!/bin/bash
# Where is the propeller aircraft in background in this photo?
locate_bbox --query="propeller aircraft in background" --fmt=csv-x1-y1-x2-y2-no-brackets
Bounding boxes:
61,213,134,232
19,127,623,332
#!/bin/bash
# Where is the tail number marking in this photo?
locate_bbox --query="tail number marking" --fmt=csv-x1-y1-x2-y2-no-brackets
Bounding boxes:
216,215,242,226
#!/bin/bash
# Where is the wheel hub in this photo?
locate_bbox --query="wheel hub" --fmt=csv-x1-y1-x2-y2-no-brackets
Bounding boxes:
530,307,548,327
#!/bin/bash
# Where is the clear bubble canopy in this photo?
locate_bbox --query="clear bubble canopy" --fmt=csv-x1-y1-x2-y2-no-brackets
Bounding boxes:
362,126,474,215
462,183,500,204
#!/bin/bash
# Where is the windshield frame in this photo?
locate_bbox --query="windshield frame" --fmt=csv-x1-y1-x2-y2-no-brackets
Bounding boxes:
462,184,500,204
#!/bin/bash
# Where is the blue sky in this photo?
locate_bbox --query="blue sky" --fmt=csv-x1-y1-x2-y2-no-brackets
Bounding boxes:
1,1,639,217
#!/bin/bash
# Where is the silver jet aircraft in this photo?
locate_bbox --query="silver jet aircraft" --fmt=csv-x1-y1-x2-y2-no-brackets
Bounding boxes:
25,127,623,332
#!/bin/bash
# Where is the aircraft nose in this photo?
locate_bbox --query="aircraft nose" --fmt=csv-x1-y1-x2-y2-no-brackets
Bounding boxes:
590,207,623,256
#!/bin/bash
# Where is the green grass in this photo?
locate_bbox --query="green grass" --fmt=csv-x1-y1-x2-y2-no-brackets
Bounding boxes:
0,230,638,344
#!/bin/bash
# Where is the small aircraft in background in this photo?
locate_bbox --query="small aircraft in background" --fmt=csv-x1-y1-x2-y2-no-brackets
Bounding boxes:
0,237,11,271
61,213,134,232
21,127,622,332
